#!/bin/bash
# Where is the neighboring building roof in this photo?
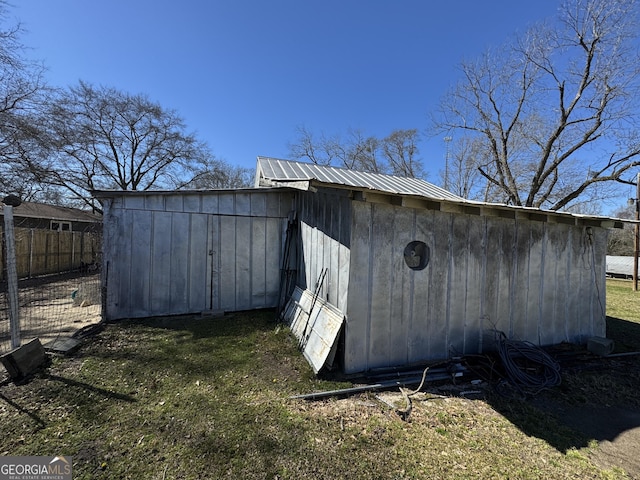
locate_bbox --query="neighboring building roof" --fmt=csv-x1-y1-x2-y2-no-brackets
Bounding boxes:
255,157,625,229
255,156,464,201
1,201,102,223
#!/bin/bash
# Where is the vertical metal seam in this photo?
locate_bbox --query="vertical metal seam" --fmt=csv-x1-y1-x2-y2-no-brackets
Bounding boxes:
263,214,268,308
545,225,560,342
233,195,238,311
207,214,213,311
366,203,374,371
509,219,518,338
336,198,341,308
387,205,396,367
564,228,572,341
463,216,470,354
538,224,547,345
494,221,502,333
247,194,252,309
479,217,488,353
425,210,433,360
147,210,154,317
186,214,192,310
215,215,221,310
409,208,417,362
588,228,597,337
445,212,453,355
168,212,174,309
526,226,533,340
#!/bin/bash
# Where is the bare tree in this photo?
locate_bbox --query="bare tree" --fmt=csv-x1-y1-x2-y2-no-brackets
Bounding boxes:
433,0,640,210
607,204,635,255
0,1,48,200
32,81,217,212
287,125,335,166
180,157,253,189
440,136,494,200
381,129,423,178
335,129,385,173
289,125,426,178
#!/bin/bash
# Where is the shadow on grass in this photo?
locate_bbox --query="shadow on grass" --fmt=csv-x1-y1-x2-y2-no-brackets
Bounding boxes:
607,315,640,352
44,374,136,403
484,318,640,455
75,309,640,465
84,311,282,378
117,309,278,339
114,312,640,455
0,390,46,429
488,390,640,453
0,374,135,431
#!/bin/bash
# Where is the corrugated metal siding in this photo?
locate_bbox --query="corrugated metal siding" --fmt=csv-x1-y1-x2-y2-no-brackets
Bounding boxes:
343,201,607,374
295,189,351,314
284,286,345,373
257,156,463,201
101,190,294,320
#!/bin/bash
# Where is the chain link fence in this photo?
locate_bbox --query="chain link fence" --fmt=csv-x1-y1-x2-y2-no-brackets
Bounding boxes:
0,223,103,355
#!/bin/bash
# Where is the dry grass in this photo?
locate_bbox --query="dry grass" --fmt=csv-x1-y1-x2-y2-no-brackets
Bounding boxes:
0,281,638,479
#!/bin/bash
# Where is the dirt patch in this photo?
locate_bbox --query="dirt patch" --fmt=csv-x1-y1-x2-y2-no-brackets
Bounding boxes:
578,407,640,476
0,273,102,353
536,399,640,477
508,352,640,478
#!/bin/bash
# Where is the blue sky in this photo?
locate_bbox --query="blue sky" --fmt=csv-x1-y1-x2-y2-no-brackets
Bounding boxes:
14,1,560,181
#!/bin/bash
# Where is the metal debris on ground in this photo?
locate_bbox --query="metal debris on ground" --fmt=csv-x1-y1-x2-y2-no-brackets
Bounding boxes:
395,365,431,421
289,362,466,401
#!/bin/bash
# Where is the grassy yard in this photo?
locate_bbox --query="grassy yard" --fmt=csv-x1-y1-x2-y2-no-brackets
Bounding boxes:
0,280,639,479
605,279,640,352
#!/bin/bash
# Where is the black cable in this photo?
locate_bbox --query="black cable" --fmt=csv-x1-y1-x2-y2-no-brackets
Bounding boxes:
494,331,561,396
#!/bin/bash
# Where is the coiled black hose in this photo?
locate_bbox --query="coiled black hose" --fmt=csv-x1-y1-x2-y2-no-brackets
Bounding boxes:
495,331,561,395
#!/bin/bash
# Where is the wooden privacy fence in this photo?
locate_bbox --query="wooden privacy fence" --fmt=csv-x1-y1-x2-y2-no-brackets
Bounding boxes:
0,227,101,280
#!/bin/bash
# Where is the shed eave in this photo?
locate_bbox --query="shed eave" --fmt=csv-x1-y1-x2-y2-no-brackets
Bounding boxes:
342,186,625,229
91,186,285,199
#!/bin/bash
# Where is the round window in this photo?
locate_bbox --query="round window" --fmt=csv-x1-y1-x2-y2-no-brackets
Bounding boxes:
404,241,430,271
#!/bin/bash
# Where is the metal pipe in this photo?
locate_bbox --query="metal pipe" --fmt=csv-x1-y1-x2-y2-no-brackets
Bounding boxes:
605,351,640,358
290,371,464,400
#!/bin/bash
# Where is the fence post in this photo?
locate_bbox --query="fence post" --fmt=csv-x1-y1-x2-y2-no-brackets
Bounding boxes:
71,230,76,271
3,199,21,349
29,228,34,278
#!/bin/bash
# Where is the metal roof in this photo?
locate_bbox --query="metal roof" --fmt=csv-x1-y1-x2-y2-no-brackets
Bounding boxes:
255,156,464,201
254,157,626,229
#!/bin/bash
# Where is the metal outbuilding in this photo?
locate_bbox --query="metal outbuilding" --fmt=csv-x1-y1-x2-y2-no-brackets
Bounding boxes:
95,188,294,320
256,157,622,374
96,158,623,375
